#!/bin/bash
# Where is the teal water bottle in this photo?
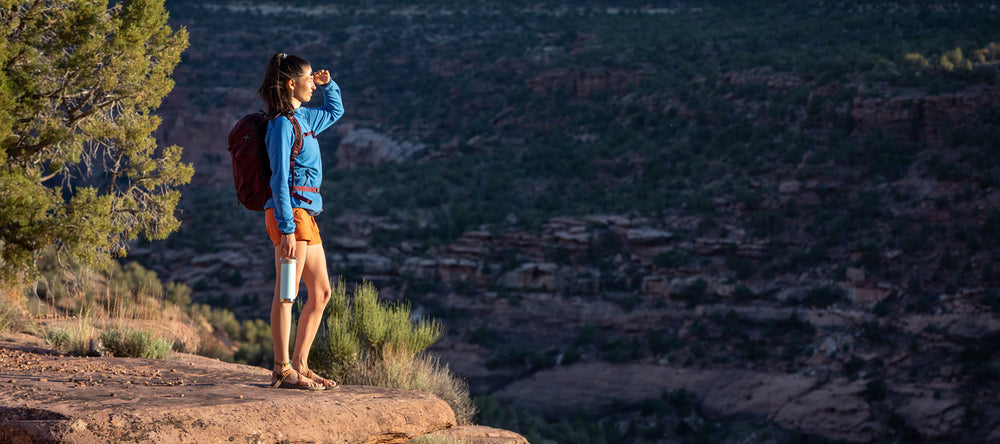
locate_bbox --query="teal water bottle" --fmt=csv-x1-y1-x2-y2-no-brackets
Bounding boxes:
279,257,297,302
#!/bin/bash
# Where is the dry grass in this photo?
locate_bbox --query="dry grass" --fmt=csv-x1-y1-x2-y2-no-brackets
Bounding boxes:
45,319,98,355
12,257,220,360
327,346,477,425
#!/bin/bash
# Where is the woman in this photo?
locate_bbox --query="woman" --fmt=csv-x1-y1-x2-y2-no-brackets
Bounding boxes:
258,52,344,390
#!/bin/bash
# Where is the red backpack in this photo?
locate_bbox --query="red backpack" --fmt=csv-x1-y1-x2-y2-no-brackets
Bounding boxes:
227,112,315,211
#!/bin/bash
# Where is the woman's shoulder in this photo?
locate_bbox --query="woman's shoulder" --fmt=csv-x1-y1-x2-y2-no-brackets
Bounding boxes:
268,114,299,132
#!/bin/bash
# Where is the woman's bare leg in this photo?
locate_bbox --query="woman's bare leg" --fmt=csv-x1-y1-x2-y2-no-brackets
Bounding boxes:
291,242,332,372
270,240,320,387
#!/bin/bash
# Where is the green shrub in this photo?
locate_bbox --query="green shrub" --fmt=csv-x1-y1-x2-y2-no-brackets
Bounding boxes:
863,379,888,402
191,304,240,339
100,326,173,359
654,249,690,268
45,321,96,356
677,279,708,307
801,286,845,308
315,280,475,424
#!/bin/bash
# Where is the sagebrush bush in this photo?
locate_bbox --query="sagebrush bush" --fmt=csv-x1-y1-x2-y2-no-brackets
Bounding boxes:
101,326,172,359
314,280,475,424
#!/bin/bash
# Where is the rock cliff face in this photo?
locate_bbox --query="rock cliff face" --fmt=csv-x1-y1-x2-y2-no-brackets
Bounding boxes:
850,86,1000,144
0,340,526,444
132,209,1000,441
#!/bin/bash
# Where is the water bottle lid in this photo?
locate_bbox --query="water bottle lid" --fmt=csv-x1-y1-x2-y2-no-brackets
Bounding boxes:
280,257,297,265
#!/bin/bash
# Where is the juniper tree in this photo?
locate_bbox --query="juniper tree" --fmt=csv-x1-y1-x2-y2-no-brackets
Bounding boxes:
0,0,191,281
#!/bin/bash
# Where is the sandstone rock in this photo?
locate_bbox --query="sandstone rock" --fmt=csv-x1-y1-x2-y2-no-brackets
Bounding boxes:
329,236,371,251
344,253,395,274
625,228,675,244
337,127,428,168
415,425,528,444
581,214,633,227
779,180,802,194
694,237,731,255
773,378,886,442
553,230,591,251
0,342,461,444
490,361,906,443
190,251,252,268
641,275,670,298
850,87,1000,144
820,336,840,357
894,385,964,439
845,267,866,284
401,258,440,280
437,257,481,284
497,263,559,291
847,286,891,307
528,67,644,98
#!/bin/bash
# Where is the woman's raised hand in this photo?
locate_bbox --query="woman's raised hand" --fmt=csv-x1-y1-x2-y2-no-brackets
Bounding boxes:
313,69,331,86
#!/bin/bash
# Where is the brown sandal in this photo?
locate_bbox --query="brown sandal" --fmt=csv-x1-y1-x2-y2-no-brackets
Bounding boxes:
271,362,325,391
298,368,338,389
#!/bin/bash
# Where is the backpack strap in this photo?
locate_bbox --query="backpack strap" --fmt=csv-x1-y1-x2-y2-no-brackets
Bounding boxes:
282,115,317,204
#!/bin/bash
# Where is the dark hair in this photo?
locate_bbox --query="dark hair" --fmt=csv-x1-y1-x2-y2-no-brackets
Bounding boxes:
258,52,311,116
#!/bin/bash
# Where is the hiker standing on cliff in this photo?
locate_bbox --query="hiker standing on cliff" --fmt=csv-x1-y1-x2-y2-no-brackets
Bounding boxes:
259,52,344,390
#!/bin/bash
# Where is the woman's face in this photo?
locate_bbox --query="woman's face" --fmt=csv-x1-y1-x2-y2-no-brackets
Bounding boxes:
289,66,315,107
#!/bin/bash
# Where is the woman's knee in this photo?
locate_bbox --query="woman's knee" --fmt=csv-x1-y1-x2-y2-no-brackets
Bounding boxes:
311,286,332,307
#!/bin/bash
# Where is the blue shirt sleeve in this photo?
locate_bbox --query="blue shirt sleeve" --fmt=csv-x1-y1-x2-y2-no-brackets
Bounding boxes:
266,117,297,234
302,81,345,135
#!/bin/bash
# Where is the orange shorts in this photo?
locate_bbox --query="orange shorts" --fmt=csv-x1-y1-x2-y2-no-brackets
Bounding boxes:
265,208,322,247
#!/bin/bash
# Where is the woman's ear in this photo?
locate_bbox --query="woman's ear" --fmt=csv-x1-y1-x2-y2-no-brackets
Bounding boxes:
286,78,295,91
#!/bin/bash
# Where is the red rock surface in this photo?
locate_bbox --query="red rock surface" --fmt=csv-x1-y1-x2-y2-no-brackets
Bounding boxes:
0,340,467,443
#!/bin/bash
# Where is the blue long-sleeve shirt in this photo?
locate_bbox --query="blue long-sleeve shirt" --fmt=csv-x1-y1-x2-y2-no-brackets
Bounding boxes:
264,81,344,234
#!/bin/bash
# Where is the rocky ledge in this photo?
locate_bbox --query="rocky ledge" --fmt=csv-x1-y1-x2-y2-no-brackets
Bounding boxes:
0,339,525,444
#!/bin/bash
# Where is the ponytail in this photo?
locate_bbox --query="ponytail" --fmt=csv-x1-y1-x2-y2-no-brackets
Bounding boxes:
257,52,311,117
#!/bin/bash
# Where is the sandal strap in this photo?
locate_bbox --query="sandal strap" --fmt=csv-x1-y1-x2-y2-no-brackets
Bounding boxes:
300,368,337,387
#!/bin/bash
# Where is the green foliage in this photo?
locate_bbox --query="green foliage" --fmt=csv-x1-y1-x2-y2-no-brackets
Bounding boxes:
801,286,845,309
654,249,691,268
234,318,272,367
677,278,709,307
314,280,474,423
100,326,173,359
862,379,888,403
319,280,443,367
0,0,192,282
44,321,96,355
